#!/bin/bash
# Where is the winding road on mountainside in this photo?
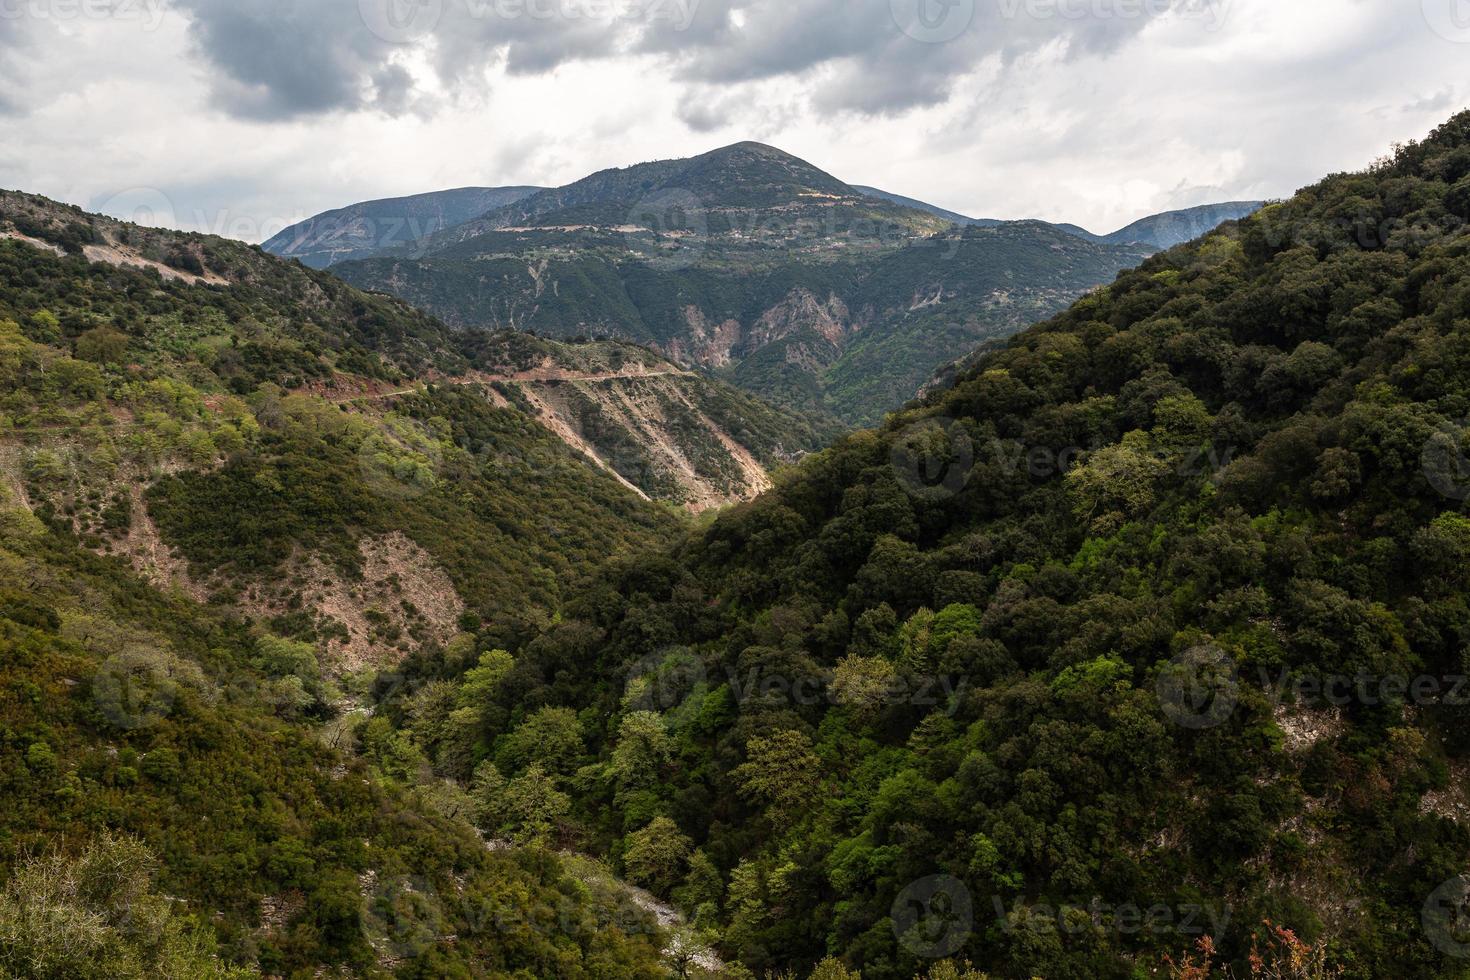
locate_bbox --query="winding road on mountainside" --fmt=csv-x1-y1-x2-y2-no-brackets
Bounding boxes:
301,366,696,404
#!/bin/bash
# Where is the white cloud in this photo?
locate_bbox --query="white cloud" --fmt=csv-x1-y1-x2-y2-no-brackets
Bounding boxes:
0,0,1464,238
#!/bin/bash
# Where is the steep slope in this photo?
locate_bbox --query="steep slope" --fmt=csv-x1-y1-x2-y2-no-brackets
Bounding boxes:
318,332,840,511
0,191,692,647
850,185,1002,227
405,111,1470,979
3,190,822,510
809,221,1154,424
261,185,543,268
0,516,668,976
1098,200,1266,248
330,143,1154,426
0,202,688,975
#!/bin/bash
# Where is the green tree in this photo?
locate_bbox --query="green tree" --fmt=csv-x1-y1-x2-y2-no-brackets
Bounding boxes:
1065,430,1170,531
608,710,674,790
623,816,693,895
0,833,252,979
473,761,570,844
830,654,897,719
74,326,130,365
495,706,585,776
731,730,822,828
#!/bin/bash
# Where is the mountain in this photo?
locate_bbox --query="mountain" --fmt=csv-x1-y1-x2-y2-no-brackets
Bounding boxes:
407,141,953,257
830,184,1001,228
1094,200,1266,248
261,185,543,269
387,110,1470,978
5,190,825,512
329,143,1155,426
852,185,1266,250
747,220,1155,424
0,191,716,974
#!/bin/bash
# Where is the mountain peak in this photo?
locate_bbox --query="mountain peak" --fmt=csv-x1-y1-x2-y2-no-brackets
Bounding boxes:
701,140,798,159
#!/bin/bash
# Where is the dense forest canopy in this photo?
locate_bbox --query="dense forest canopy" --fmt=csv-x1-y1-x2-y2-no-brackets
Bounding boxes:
374,111,1470,978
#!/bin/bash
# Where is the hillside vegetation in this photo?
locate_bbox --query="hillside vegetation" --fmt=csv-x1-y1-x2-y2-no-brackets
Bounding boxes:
0,191,825,976
382,112,1470,979
0,501,667,975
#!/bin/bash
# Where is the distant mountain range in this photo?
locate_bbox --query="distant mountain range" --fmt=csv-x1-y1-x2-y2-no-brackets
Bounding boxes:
852,185,1263,250
262,185,543,269
266,144,1264,424
1067,200,1266,248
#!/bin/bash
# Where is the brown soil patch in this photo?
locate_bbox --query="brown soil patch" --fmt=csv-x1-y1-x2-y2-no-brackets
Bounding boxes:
81,242,229,285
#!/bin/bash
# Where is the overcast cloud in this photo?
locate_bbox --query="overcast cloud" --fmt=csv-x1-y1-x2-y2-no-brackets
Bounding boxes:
0,0,1465,239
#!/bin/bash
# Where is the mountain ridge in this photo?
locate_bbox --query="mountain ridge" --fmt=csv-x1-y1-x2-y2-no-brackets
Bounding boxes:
262,184,544,269
851,184,1266,249
320,143,1165,425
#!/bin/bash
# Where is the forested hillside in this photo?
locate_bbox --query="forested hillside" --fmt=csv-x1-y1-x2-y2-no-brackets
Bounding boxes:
0,502,667,976
380,112,1470,978
0,191,807,977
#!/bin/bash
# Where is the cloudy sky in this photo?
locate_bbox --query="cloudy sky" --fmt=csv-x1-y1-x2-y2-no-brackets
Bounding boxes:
1,0,1466,242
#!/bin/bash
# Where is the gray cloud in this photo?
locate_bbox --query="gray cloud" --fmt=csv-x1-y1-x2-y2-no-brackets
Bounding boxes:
166,0,1178,122
1404,87,1459,114
641,0,1172,115
3,0,1463,246
675,89,732,132
0,13,34,113
174,0,410,118
170,0,652,120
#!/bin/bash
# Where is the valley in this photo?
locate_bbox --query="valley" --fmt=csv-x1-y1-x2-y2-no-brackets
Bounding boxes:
2,5,1466,974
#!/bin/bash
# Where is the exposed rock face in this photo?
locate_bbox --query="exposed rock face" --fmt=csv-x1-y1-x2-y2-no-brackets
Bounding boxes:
668,306,744,368
746,289,852,351
493,375,775,512
661,290,854,378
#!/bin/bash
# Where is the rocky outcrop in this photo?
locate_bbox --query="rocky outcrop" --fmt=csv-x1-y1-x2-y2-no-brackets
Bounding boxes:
746,289,852,351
